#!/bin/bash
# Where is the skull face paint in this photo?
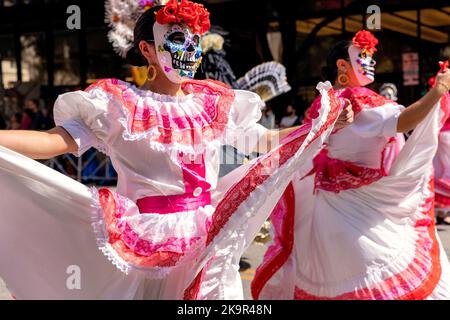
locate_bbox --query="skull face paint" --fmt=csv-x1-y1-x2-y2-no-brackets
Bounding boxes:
348,45,376,86
153,22,203,84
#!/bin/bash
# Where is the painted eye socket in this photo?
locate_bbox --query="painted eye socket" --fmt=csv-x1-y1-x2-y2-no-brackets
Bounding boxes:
168,32,186,45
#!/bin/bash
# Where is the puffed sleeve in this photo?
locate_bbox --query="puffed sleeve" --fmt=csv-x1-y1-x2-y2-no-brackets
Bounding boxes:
53,85,111,157
348,103,405,138
225,90,268,154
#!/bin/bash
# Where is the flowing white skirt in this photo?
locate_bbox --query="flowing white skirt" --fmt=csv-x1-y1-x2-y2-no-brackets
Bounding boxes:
0,82,340,300
253,94,450,300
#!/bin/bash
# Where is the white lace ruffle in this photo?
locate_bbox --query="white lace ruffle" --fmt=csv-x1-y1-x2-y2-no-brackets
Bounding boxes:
88,187,182,279
86,82,336,280
293,168,437,298
257,91,450,300
113,192,214,244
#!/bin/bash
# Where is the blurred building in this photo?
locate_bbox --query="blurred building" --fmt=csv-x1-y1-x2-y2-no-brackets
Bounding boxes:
0,0,449,119
0,0,126,118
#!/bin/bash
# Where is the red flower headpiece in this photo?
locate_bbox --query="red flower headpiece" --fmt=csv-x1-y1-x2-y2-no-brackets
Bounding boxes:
352,30,378,55
155,0,211,35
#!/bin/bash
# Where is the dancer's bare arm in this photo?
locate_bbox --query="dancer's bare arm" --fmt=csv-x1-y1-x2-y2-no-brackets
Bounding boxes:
0,126,77,159
397,70,450,133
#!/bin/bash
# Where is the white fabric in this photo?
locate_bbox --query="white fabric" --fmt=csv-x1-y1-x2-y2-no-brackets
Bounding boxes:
0,81,268,299
258,98,450,300
327,103,404,168
0,80,338,299
196,81,339,299
427,231,450,300
0,147,141,299
224,90,267,155
53,83,267,202
434,130,450,199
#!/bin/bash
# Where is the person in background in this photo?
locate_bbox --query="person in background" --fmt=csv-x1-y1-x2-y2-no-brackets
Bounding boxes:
25,99,50,131
279,104,299,128
19,109,32,130
259,104,276,129
7,113,22,130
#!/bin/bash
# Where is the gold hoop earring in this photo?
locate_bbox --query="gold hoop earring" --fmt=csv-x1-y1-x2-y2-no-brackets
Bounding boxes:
147,64,157,81
338,73,349,86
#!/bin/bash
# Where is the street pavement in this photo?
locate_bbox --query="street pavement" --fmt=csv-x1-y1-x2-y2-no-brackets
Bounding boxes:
1,223,450,300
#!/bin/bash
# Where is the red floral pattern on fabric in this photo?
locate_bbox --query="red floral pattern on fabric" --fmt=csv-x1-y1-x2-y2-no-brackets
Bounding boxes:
306,149,387,193
183,259,212,300
293,177,441,300
251,183,295,300
435,178,450,195
441,119,450,132
303,87,397,193
94,86,340,273
304,87,395,125
85,78,235,146
120,223,201,256
435,192,450,208
252,90,449,300
206,87,342,246
183,268,205,300
98,188,189,268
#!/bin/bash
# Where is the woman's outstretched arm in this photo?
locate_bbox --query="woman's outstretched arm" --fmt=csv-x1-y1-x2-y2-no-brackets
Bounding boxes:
397,69,450,133
0,126,77,159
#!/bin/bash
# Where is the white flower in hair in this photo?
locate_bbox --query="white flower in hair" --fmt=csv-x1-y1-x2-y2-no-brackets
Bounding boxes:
105,0,170,57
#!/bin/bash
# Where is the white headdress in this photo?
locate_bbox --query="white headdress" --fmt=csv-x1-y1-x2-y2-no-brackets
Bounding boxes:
105,0,170,57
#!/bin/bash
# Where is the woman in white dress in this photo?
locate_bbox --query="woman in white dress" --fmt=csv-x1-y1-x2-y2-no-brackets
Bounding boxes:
252,30,450,300
0,1,352,299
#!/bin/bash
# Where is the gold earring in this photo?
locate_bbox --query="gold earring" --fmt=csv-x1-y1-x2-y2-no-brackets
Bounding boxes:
338,73,349,86
147,64,157,81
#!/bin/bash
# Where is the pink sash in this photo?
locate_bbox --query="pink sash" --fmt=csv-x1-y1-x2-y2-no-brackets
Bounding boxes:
136,192,211,214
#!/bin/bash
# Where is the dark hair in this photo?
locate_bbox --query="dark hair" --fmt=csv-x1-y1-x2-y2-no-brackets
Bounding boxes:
24,108,34,119
14,112,22,123
321,40,351,82
125,5,164,66
31,98,40,107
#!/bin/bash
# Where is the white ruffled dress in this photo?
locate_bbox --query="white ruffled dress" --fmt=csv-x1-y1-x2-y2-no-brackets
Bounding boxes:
0,79,340,299
252,88,450,300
